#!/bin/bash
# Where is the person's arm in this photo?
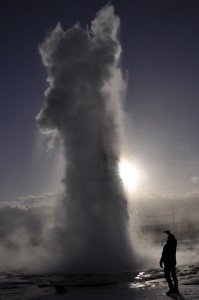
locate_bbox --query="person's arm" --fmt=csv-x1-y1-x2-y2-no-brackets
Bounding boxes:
159,256,164,268
159,245,166,268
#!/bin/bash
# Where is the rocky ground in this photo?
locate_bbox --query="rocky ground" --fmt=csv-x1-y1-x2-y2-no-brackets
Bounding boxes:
0,263,198,299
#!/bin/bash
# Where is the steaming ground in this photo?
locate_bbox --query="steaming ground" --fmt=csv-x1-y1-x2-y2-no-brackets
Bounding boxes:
0,192,197,271
0,193,198,299
0,259,198,299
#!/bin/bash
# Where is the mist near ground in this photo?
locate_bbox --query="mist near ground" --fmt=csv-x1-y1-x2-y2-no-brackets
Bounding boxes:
0,191,197,272
127,192,199,268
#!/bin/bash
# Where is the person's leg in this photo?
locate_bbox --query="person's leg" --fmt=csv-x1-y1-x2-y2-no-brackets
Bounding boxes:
164,266,174,291
171,266,179,292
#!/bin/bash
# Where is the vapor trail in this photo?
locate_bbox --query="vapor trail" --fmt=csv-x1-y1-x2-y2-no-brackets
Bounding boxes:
36,4,133,272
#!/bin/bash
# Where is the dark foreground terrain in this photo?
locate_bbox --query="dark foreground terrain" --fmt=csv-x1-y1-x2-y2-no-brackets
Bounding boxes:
0,263,198,299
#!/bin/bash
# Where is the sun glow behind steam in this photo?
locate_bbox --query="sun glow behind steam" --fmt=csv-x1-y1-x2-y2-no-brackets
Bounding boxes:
119,158,141,193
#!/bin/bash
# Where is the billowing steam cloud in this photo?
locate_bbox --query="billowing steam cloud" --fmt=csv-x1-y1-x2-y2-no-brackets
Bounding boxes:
36,4,134,272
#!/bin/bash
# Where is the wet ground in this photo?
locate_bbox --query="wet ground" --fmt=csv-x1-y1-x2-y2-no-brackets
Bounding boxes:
0,263,198,299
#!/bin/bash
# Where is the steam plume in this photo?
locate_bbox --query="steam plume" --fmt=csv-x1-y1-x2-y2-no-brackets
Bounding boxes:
36,4,133,272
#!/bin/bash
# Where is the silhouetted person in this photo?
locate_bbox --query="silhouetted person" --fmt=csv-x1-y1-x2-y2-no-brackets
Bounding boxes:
160,230,179,296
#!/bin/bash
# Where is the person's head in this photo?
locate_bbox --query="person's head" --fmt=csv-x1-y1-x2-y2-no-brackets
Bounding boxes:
164,230,171,235
164,230,175,240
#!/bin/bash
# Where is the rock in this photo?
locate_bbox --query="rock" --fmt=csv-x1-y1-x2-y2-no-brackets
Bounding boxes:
55,284,66,294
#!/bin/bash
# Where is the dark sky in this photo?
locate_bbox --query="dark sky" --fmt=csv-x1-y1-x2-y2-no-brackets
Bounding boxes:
1,0,199,200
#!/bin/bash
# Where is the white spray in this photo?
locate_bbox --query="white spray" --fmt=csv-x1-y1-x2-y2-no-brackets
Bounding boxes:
36,4,134,272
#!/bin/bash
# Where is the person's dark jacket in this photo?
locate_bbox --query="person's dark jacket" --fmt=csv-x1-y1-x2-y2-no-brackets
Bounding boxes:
160,234,177,267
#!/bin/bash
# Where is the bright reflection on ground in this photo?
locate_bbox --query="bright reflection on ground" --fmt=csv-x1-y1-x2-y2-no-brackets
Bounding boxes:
118,158,141,193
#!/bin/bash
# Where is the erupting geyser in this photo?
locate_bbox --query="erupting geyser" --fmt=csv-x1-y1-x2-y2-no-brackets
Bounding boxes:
36,4,134,272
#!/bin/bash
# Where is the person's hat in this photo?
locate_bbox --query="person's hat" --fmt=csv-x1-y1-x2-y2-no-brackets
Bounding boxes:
163,230,171,234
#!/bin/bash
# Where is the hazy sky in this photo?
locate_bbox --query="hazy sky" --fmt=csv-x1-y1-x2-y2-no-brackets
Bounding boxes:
1,0,199,201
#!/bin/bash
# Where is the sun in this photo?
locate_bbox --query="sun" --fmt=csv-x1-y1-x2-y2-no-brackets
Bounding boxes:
118,158,141,193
